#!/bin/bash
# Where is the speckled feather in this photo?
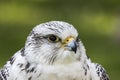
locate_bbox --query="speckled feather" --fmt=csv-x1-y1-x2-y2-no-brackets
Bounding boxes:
0,21,109,80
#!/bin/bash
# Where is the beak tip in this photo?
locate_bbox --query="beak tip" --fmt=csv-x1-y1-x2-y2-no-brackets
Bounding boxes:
66,41,77,54
71,43,77,53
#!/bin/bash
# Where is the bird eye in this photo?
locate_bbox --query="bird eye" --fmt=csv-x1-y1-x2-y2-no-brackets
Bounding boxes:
47,35,60,43
76,37,80,42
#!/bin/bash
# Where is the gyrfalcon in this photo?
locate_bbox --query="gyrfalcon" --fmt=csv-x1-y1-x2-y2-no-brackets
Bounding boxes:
0,21,109,80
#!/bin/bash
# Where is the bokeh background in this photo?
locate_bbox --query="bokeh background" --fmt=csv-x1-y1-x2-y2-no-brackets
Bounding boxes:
0,0,120,79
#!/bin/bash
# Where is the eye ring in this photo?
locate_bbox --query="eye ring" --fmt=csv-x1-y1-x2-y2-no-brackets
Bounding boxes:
47,35,60,43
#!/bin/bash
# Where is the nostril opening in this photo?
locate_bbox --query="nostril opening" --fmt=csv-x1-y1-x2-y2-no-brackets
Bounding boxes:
67,40,69,42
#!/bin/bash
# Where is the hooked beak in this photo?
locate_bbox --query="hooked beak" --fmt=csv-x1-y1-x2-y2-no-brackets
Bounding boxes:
63,37,77,53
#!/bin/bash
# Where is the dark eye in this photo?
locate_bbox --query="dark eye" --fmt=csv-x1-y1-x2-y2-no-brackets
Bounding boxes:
76,37,80,42
47,35,60,42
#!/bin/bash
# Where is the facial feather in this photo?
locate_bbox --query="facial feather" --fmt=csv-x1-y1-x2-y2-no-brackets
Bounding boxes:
24,21,82,64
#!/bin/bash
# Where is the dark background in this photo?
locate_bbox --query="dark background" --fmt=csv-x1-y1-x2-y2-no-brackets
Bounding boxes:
0,0,120,79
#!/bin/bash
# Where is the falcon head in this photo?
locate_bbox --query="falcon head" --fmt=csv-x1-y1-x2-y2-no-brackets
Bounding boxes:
24,21,86,64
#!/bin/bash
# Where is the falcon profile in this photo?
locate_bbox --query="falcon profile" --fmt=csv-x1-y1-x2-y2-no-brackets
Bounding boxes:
0,21,109,80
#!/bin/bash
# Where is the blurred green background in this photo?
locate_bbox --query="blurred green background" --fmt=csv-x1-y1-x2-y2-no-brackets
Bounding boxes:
0,0,120,79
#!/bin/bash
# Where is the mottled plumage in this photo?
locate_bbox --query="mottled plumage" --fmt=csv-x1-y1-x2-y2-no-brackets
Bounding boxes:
0,21,109,80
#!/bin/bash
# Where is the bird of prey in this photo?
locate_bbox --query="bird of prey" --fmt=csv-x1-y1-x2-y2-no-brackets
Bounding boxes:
0,21,109,80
